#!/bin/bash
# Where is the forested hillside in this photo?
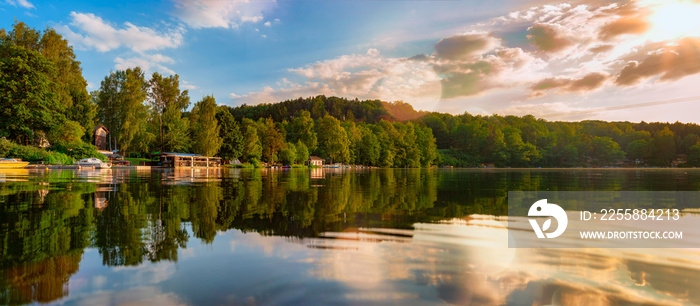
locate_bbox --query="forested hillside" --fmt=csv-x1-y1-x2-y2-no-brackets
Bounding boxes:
226,96,700,167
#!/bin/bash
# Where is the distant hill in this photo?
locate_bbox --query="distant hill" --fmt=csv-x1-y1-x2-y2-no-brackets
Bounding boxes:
222,95,700,167
226,95,429,123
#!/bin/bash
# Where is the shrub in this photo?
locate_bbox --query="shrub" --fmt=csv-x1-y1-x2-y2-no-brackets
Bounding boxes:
0,138,73,164
50,141,107,162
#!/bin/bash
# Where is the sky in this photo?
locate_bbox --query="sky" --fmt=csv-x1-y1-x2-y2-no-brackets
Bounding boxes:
3,0,700,123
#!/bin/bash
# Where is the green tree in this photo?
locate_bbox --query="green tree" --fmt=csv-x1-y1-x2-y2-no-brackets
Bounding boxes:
357,125,380,166
392,122,421,167
190,95,222,157
241,119,262,162
148,72,190,152
688,143,700,167
626,139,653,161
279,143,296,165
589,136,625,166
216,107,243,161
343,122,362,164
415,125,438,167
257,118,285,164
121,67,152,155
288,110,317,150
652,127,676,166
295,140,309,164
679,134,700,154
0,41,62,144
39,28,95,143
317,115,350,164
503,127,539,167
451,120,506,165
95,67,153,155
47,120,84,145
421,114,450,149
163,105,190,152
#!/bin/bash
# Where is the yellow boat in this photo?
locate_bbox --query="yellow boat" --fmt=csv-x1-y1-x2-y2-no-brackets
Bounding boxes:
0,158,30,169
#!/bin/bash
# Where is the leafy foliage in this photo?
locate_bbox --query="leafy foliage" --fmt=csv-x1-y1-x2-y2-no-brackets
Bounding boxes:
0,138,71,164
216,107,243,161
190,95,222,157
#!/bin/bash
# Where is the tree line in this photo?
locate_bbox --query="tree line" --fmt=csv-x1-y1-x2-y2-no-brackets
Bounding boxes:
3,21,700,167
0,21,104,162
228,96,700,167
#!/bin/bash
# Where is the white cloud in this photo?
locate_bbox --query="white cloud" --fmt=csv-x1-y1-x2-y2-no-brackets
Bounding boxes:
264,21,271,27
232,0,700,120
115,54,176,75
57,12,185,53
233,48,443,111
182,80,198,90
6,0,34,9
172,0,276,29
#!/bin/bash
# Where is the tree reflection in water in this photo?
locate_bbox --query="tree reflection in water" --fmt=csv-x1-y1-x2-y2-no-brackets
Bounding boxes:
1,168,700,304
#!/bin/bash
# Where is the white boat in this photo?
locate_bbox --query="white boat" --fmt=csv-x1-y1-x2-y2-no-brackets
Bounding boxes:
77,158,111,169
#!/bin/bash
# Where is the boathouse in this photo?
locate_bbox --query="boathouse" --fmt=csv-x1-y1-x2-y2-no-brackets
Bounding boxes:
153,152,222,168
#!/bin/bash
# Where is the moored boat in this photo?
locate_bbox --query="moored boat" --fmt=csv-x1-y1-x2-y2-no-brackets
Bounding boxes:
77,158,111,169
0,158,30,169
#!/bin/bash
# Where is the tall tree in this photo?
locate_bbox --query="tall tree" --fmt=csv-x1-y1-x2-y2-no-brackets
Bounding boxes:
95,67,152,155
2,22,95,143
0,42,62,144
216,107,243,161
241,119,262,162
357,125,380,166
148,72,190,152
688,143,700,167
295,140,309,164
317,115,350,164
257,117,285,164
415,125,438,167
288,110,317,150
190,95,222,157
163,104,190,153
279,142,296,165
39,28,95,143
588,136,625,166
652,127,676,166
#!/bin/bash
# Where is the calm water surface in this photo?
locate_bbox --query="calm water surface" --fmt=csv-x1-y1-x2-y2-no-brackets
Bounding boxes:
2,168,700,305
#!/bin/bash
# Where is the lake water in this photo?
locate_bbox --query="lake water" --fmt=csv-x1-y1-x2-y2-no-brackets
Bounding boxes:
1,168,700,305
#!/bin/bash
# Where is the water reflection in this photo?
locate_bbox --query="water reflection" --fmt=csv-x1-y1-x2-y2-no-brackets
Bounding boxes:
1,169,700,304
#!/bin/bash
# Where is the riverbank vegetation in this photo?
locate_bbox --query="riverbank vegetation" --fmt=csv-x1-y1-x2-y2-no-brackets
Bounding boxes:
2,21,700,167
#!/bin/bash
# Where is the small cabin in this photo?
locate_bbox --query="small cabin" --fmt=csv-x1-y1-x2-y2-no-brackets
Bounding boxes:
94,126,109,151
308,156,325,166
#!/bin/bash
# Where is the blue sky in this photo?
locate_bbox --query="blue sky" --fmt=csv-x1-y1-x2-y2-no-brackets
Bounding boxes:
3,0,700,123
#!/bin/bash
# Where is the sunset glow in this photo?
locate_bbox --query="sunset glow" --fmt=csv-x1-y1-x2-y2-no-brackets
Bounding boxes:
646,1,700,41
